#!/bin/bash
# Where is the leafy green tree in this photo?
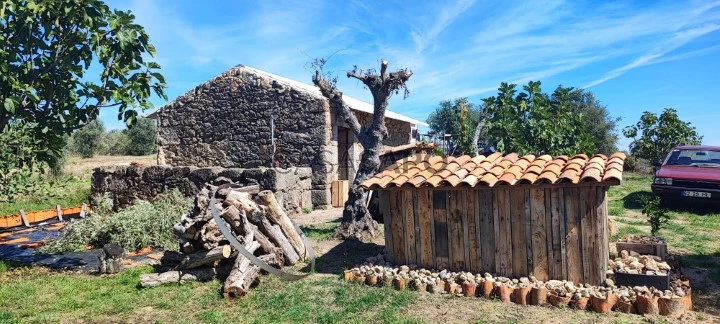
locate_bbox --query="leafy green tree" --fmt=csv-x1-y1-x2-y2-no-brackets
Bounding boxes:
126,117,156,155
71,119,106,158
0,0,167,161
623,108,702,162
481,82,595,156
575,92,619,155
103,129,130,155
426,98,481,155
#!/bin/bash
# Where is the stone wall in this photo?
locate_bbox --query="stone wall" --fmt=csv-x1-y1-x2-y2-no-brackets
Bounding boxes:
91,165,312,214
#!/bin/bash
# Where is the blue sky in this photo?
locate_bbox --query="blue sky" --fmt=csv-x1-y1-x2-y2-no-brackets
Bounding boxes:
103,0,720,150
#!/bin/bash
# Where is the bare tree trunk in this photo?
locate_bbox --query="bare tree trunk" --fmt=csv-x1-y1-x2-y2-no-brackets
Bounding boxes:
471,113,488,157
313,60,412,240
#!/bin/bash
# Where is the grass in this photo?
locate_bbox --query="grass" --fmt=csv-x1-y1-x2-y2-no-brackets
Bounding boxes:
0,176,90,217
301,221,341,241
610,172,720,284
0,266,419,323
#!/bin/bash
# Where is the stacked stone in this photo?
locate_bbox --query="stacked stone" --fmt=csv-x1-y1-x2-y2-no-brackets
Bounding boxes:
609,250,672,275
341,255,692,317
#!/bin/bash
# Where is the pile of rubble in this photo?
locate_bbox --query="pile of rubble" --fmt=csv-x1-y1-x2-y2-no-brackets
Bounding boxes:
617,235,665,244
343,255,691,317
609,250,672,275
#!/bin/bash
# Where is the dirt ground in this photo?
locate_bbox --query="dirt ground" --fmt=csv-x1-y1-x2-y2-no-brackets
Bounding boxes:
293,208,719,323
63,154,156,178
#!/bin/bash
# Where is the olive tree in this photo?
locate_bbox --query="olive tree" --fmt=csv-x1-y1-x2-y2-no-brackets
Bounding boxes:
312,60,412,239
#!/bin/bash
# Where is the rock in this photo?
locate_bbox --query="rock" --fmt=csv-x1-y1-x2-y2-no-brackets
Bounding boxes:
605,279,616,288
620,250,629,259
399,265,410,273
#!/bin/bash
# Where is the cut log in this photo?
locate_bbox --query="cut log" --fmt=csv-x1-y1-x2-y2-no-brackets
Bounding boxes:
218,185,260,197
140,267,220,288
256,190,305,257
223,252,281,299
225,191,259,215
223,240,261,299
176,245,233,270
247,211,299,265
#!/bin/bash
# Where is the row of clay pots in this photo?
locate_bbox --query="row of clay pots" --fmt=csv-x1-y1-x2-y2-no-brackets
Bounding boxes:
342,270,691,318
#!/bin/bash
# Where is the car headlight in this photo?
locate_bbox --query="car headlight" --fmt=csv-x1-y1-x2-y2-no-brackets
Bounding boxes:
654,177,673,185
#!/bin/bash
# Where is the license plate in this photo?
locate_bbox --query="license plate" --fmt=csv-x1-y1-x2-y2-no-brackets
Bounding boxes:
681,191,711,198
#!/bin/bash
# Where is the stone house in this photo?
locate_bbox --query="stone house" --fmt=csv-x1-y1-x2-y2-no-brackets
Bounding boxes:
148,65,427,208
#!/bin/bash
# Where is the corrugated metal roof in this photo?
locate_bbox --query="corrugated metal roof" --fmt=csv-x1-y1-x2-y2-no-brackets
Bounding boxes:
149,64,428,127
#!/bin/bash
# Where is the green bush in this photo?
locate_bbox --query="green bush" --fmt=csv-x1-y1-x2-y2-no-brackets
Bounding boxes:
640,195,670,237
126,117,157,156
623,155,653,174
39,190,190,253
103,130,131,155
70,120,107,158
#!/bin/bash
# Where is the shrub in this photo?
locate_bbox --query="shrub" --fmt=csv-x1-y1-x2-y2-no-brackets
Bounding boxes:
623,155,653,174
103,130,131,155
126,117,157,156
640,195,670,237
39,190,190,253
70,120,106,158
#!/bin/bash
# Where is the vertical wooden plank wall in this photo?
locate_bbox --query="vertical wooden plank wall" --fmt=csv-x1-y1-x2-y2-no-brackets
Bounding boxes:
382,186,608,285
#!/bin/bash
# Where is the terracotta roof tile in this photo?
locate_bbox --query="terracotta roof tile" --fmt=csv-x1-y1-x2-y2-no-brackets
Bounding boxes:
361,152,627,189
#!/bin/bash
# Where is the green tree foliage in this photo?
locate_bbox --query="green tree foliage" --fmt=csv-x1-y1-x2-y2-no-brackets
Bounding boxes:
103,130,130,155
640,195,669,237
623,108,702,162
426,98,481,155
0,0,167,161
126,117,156,155
70,119,106,158
479,81,619,156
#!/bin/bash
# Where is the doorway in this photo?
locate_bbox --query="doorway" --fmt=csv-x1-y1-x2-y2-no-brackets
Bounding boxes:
338,127,350,180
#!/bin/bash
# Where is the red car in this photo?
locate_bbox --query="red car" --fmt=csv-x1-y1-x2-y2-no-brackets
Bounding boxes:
651,145,720,204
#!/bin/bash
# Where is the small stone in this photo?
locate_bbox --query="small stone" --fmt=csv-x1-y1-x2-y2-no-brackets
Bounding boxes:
605,279,615,288
400,265,410,273
620,250,629,259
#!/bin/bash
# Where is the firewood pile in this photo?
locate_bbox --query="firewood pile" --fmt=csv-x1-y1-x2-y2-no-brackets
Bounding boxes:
139,182,307,299
343,255,692,317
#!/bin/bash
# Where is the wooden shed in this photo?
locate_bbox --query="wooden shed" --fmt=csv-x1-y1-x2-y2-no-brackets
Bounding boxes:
362,152,626,285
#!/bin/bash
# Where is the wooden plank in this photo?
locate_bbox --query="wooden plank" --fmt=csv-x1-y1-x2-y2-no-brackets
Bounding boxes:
448,191,466,271
479,190,495,273
558,189,567,280
524,188,533,276
389,190,406,265
417,190,433,269
595,186,608,285
544,189,556,279
56,205,63,221
530,188,549,281
466,190,479,273
564,187,582,284
380,191,393,261
432,190,449,269
510,189,528,277
19,209,30,227
462,191,471,271
413,191,422,266
496,189,512,276
580,187,594,284
403,190,417,266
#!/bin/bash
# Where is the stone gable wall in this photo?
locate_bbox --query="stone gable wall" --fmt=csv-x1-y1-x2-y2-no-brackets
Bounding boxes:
91,165,312,214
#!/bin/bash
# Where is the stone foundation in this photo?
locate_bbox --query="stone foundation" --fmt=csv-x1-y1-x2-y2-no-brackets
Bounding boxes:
91,165,312,214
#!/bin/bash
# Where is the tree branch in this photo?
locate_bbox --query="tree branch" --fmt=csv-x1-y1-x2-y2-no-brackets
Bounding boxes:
312,70,363,139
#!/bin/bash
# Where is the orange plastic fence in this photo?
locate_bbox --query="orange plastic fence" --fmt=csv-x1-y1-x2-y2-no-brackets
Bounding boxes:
0,206,89,229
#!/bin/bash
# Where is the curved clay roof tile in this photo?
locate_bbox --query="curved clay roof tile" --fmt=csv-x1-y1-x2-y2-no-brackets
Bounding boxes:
408,175,427,187
471,155,486,164
461,174,480,187
518,172,539,184
537,171,559,183
610,152,627,160
479,173,499,186
559,169,580,184
526,165,544,175
580,168,602,182
603,168,623,181
454,155,472,166
484,152,504,163
497,172,518,185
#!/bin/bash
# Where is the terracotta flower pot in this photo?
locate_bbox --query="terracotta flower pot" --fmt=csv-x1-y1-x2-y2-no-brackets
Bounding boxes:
393,278,406,291
590,293,617,314
342,270,355,282
382,276,393,287
355,275,366,285
569,297,590,310
659,297,685,318
547,292,571,307
529,287,548,306
512,287,531,306
683,288,692,311
480,281,494,299
635,295,660,315
462,282,477,297
365,275,378,286
496,285,513,303
612,299,636,314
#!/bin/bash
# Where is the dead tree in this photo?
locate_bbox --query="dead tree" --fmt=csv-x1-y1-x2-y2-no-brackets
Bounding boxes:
312,60,413,239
